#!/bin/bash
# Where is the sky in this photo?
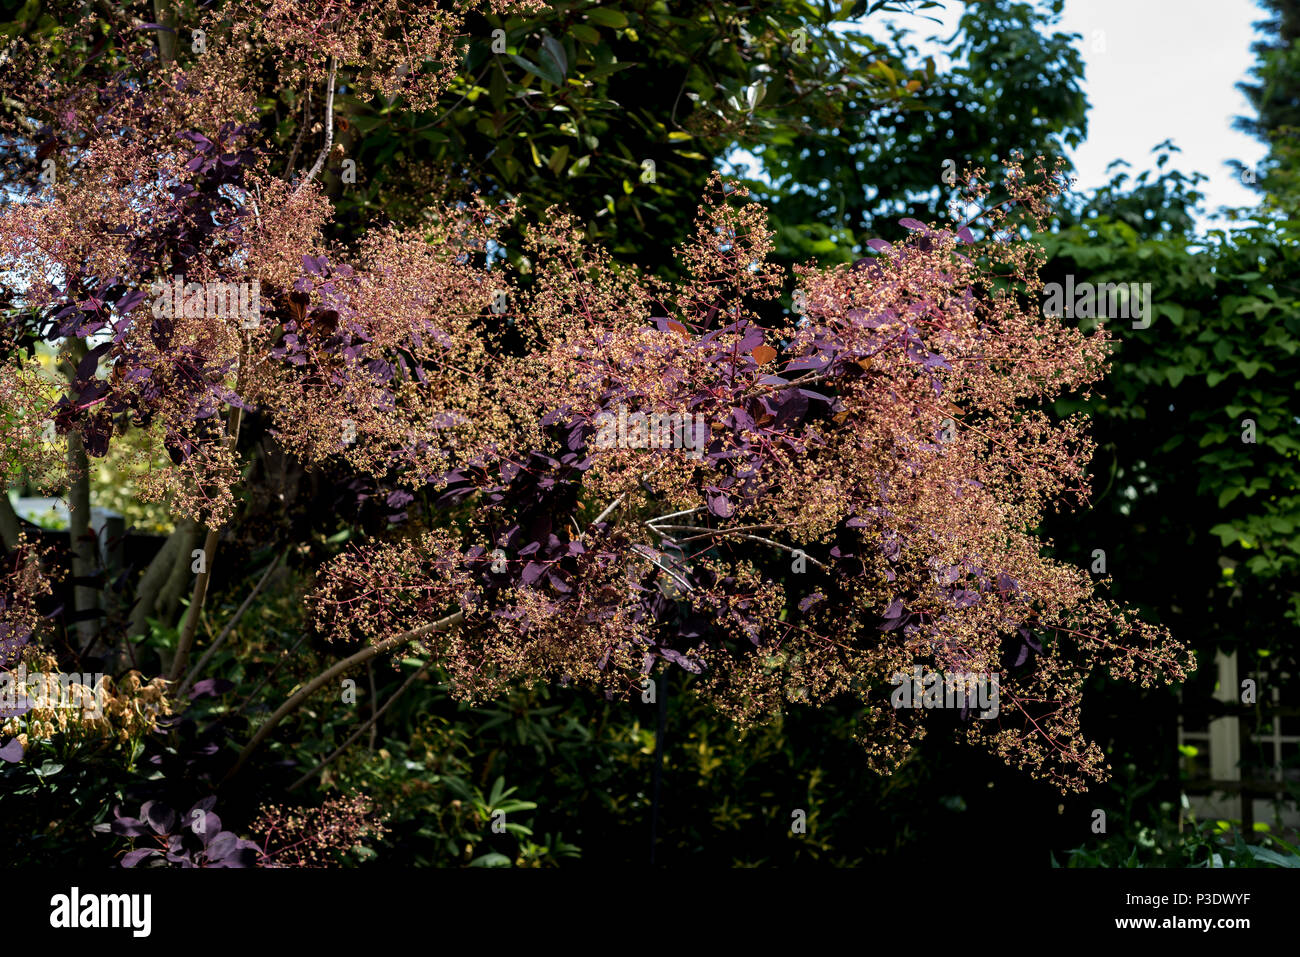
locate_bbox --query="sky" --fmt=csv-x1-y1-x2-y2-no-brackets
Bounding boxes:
871,0,1271,221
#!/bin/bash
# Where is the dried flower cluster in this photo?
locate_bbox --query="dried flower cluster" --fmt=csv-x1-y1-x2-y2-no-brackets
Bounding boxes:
313,167,1193,792
0,537,170,756
235,0,548,109
0,5,1192,793
250,792,389,867
2,652,171,752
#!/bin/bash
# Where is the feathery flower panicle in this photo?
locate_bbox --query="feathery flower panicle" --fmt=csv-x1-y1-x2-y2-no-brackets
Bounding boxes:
0,4,1189,793
251,792,389,867
313,166,1190,792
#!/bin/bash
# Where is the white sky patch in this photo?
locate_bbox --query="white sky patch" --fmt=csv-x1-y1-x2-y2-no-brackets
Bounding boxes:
1056,0,1266,220
874,0,1268,222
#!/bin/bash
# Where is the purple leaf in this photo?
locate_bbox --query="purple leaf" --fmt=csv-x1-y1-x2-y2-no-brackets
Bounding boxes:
188,678,233,699
785,353,831,373
206,831,239,860
736,327,764,353
706,491,733,518
659,647,703,673
798,592,825,612
115,289,149,313
76,342,111,381
193,812,221,844
188,790,218,816
923,352,951,371
142,801,177,835
110,816,151,837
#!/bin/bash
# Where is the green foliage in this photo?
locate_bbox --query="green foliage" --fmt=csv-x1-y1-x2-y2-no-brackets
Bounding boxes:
749,0,1088,262
307,0,928,271
1234,0,1300,208
293,0,1091,271
1057,794,1300,868
86,429,176,535
1041,163,1300,645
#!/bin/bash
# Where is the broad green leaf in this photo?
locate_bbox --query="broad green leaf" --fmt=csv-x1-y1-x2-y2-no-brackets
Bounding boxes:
541,35,568,78
510,53,562,88
587,9,628,28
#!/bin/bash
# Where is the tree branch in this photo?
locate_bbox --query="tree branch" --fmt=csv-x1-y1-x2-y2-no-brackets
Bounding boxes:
0,491,21,552
294,58,337,196
283,86,312,179
155,518,199,638
62,340,102,656
152,0,177,67
588,493,625,530
176,545,287,699
168,356,246,683
169,523,219,683
222,609,465,783
288,659,433,792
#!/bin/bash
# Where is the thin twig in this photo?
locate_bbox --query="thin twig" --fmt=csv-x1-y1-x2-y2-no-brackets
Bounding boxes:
287,659,433,792
223,609,464,783
651,522,779,542
648,523,825,566
632,544,694,593
237,632,310,715
177,546,288,699
734,534,826,566
740,370,832,400
644,507,702,526
589,493,625,530
283,86,312,179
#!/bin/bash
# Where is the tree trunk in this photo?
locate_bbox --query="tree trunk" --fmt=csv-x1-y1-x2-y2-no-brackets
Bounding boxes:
153,1,177,66
0,491,21,551
66,422,101,655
